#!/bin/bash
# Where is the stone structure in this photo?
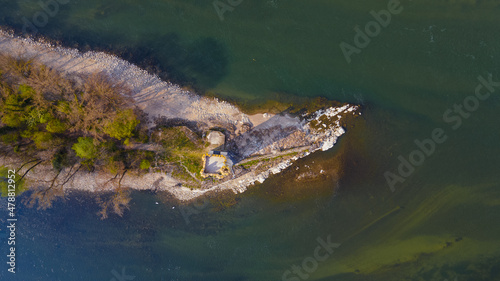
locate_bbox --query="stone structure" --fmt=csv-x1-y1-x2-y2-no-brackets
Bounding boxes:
207,130,225,146
200,153,230,179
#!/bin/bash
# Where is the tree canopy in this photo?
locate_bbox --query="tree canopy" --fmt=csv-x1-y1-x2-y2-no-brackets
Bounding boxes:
104,109,140,141
72,137,99,160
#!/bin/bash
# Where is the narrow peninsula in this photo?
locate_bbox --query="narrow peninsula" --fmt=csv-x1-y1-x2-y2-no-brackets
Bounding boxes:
0,30,360,216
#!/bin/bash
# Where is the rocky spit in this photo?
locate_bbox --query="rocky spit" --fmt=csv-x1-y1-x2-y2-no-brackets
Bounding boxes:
0,31,360,201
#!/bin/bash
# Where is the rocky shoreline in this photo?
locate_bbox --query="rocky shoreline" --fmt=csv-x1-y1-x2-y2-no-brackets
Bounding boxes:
0,30,360,201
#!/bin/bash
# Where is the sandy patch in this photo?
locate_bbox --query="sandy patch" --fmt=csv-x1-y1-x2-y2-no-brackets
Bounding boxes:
248,113,275,127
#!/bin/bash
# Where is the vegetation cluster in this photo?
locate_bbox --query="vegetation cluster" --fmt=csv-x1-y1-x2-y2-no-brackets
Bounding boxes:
0,54,205,218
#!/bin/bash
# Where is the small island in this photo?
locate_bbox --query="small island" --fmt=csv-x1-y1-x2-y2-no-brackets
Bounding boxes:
0,30,360,217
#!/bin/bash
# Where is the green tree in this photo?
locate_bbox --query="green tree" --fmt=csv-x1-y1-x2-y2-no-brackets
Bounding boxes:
72,137,99,160
26,108,51,127
1,92,32,127
104,109,139,141
140,159,151,170
0,166,26,197
1,113,24,127
31,131,53,149
0,131,20,144
17,84,35,99
46,118,67,133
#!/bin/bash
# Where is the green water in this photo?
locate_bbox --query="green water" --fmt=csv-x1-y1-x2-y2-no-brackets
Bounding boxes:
1,0,500,280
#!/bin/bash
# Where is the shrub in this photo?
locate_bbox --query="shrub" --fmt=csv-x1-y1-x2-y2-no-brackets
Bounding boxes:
56,101,71,115
104,157,124,174
31,131,53,149
156,127,197,150
0,131,20,144
52,148,70,170
140,159,151,170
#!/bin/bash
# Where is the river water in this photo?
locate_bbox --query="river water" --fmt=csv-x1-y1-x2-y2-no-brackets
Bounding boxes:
1,0,500,280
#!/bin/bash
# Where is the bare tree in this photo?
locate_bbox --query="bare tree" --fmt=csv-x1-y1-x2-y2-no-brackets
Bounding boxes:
25,163,82,210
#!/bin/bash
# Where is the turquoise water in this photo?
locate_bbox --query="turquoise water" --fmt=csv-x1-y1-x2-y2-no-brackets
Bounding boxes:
1,0,500,280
